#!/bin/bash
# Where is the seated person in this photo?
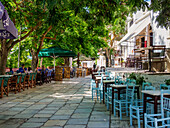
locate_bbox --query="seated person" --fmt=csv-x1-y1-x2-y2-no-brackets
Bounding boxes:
10,68,14,74
27,67,33,74
19,64,27,73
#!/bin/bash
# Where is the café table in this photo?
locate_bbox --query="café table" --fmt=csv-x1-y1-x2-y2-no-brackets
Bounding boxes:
110,84,140,114
102,80,115,104
0,75,13,78
141,90,170,128
92,72,105,79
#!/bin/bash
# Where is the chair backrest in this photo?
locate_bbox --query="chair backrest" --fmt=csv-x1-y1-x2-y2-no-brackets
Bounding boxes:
21,73,26,83
29,73,33,81
126,83,136,104
160,90,170,118
130,79,136,85
17,75,22,84
142,82,152,90
33,73,37,80
91,79,96,87
145,85,155,90
115,78,119,85
125,78,131,84
0,78,4,88
111,76,114,80
106,76,111,80
160,84,170,90
3,77,10,87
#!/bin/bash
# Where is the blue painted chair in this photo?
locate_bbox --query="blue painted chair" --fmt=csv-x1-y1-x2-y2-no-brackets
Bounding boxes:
130,85,155,128
98,77,104,103
91,79,99,101
125,78,131,84
145,86,155,90
115,78,120,85
130,79,136,84
142,82,152,90
0,78,4,98
105,85,113,110
160,84,170,90
144,90,170,128
114,83,136,120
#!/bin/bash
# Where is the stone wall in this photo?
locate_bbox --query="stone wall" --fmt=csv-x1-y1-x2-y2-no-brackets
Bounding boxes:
140,73,170,89
166,49,170,73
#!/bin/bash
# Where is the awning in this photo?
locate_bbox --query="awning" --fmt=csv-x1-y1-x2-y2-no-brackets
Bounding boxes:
0,2,18,39
132,15,150,38
119,32,135,44
73,55,92,61
119,12,151,45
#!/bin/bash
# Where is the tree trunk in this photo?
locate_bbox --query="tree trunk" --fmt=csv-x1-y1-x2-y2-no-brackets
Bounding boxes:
108,48,111,67
40,58,43,68
64,57,69,66
105,48,111,67
0,40,9,75
31,50,38,72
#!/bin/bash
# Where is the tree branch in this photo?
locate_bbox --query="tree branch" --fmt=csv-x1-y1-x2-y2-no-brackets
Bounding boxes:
36,25,53,54
8,22,42,51
44,34,57,40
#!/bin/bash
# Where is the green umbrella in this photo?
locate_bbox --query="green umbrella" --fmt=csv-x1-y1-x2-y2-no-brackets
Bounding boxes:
39,46,76,57
38,46,76,70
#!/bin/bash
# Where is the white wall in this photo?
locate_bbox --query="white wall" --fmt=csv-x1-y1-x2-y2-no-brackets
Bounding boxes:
97,55,106,68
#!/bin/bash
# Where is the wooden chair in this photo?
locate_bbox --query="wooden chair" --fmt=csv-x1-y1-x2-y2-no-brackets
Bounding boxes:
47,71,52,83
36,72,42,85
32,72,37,87
20,73,26,91
44,71,48,84
10,75,21,94
25,74,30,89
3,77,10,97
0,78,4,98
29,73,34,88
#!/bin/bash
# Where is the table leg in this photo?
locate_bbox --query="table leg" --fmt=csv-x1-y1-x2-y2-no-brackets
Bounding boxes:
118,89,120,116
154,96,158,114
112,87,114,114
143,93,147,128
137,87,140,99
103,83,105,104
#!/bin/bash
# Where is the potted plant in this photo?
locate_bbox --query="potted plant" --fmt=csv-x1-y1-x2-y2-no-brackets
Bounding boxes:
165,79,170,85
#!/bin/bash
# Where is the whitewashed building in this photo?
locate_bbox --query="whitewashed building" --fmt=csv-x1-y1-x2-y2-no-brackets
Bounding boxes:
119,8,169,71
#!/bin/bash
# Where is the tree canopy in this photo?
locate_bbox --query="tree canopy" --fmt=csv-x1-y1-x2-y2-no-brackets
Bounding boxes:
1,0,162,74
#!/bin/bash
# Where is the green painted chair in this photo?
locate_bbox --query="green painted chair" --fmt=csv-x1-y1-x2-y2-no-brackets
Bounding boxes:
20,73,26,91
9,75,19,94
29,73,34,88
3,77,10,97
32,72,37,87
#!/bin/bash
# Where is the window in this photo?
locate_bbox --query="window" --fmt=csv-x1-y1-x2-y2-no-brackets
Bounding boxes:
141,37,145,47
150,32,153,46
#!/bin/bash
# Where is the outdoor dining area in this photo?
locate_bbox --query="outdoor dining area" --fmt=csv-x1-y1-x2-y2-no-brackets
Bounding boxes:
0,71,52,98
91,69,170,128
0,65,92,98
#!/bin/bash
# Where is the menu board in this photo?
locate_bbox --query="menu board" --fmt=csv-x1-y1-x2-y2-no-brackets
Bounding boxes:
64,67,70,79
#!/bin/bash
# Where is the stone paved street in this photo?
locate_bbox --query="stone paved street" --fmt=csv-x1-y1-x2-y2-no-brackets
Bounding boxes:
0,76,137,128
